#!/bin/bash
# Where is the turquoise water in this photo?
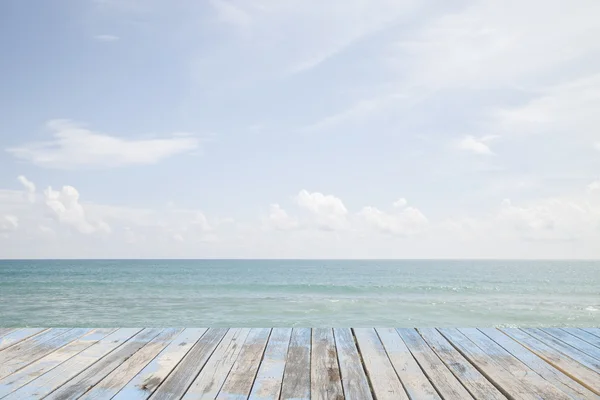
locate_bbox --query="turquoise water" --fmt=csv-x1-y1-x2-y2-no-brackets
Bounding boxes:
0,260,598,327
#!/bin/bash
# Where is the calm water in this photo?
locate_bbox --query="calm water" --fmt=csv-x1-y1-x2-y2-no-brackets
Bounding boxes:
0,260,599,327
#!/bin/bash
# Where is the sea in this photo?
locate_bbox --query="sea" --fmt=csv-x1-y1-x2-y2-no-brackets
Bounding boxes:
0,259,598,327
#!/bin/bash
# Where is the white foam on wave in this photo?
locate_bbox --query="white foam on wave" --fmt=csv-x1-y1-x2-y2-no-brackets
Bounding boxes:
585,306,598,312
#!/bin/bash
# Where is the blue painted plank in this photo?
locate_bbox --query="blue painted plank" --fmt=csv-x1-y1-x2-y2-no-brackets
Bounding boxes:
248,328,292,400
112,328,207,400
0,329,116,399
280,328,311,400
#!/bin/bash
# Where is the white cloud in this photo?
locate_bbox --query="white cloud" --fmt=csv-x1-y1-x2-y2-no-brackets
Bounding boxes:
393,198,407,208
266,204,299,231
296,190,348,230
495,197,598,241
17,175,36,203
595,142,600,151
94,34,120,42
7,119,200,169
44,186,111,234
38,225,55,236
359,204,428,236
457,135,495,155
588,181,600,192
209,0,251,27
1,215,19,231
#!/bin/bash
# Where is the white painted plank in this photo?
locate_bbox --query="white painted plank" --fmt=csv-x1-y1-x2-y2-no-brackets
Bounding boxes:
150,328,228,400
280,328,311,400
3,328,142,400
216,328,271,400
0,328,91,381
0,329,116,399
311,328,343,400
501,328,600,395
112,328,207,400
334,328,373,400
0,329,47,352
78,328,183,400
481,328,598,399
248,328,292,400
354,328,408,400
183,328,250,399
417,328,503,400
398,329,473,400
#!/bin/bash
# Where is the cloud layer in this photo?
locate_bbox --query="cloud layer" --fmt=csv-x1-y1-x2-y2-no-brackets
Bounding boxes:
1,176,599,258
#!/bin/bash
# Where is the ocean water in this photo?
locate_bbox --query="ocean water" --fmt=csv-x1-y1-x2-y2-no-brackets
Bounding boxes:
0,259,598,327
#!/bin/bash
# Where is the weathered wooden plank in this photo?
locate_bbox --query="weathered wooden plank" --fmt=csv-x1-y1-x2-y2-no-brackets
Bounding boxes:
150,328,228,400
333,328,372,400
280,328,311,400
524,328,600,373
45,328,163,400
584,328,600,339
112,328,208,400
458,328,572,400
502,328,600,395
0,328,70,365
354,328,408,400
0,329,47,352
440,328,559,400
481,328,598,399
0,328,91,381
248,328,292,400
562,328,600,349
4,328,142,400
311,328,343,400
378,328,442,400
78,328,183,400
397,329,473,400
0,329,16,339
216,328,271,400
543,328,600,361
417,328,504,400
0,329,72,365
0,329,116,399
183,328,250,399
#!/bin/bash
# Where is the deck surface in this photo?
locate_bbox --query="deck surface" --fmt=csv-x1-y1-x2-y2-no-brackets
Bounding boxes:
0,328,599,399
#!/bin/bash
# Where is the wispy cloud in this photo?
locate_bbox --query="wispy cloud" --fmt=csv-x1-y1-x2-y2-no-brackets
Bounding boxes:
209,0,251,27
457,135,497,155
7,119,200,169
393,1,600,89
93,34,120,42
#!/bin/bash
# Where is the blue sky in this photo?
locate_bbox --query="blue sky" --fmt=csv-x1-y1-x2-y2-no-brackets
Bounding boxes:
1,0,599,258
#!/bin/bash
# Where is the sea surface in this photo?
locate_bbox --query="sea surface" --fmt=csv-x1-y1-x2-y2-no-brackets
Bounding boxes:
0,259,598,327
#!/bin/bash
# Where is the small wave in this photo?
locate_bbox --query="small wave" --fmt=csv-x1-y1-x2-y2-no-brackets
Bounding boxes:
585,306,598,312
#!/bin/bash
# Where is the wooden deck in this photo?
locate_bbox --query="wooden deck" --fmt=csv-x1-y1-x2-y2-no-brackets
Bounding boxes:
0,328,599,399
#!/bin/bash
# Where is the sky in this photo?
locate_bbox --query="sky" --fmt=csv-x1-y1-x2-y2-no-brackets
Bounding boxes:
0,0,599,258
